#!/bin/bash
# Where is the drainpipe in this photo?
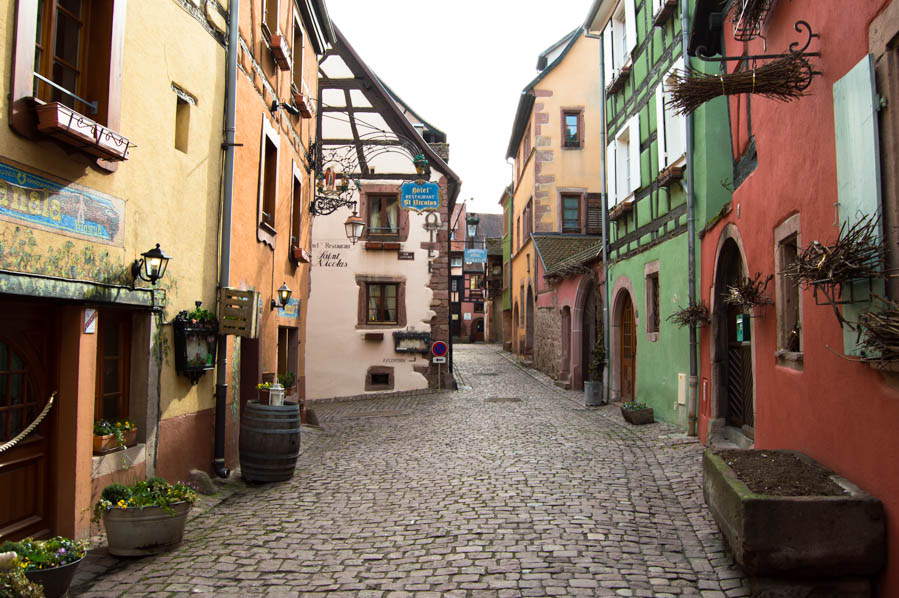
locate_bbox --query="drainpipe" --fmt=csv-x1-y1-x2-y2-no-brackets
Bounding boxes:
583,26,610,402
681,0,699,436
213,0,239,477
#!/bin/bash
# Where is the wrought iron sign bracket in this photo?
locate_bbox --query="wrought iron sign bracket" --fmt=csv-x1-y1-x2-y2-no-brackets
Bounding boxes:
694,20,820,63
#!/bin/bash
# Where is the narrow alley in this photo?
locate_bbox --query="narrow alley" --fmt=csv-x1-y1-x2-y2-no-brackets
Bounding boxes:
71,344,748,597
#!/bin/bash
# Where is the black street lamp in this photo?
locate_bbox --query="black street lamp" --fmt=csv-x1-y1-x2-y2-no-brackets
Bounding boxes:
466,213,480,241
344,210,365,245
271,282,292,310
131,243,171,286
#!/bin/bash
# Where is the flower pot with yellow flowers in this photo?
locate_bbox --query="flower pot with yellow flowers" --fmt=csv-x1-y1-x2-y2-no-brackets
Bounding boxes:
92,477,197,556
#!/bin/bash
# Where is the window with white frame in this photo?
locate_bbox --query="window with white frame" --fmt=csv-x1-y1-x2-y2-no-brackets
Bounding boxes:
656,59,687,169
603,1,637,82
607,115,641,205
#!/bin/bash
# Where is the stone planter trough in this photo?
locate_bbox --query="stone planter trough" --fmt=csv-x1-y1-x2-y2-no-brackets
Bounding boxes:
702,449,885,579
620,405,654,425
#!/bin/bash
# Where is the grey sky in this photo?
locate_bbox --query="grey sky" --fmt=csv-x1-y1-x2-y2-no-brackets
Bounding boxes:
324,1,593,214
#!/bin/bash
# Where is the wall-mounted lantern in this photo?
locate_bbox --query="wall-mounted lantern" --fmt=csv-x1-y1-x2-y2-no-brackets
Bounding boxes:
131,243,171,286
413,154,430,177
271,282,292,310
344,211,365,245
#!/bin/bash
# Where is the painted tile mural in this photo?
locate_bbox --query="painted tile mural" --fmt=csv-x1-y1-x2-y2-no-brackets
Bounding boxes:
0,160,125,247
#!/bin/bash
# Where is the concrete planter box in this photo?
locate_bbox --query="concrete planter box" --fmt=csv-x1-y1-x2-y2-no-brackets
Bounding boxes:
621,405,653,424
102,501,191,556
703,449,885,578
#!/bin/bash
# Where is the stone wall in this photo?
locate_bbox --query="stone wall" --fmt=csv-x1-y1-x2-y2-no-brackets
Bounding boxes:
534,305,561,380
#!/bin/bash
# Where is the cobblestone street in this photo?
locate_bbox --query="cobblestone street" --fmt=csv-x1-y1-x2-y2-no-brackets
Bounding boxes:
72,344,749,597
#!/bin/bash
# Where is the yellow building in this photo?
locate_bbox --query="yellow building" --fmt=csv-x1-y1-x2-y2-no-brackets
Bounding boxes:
0,0,228,540
505,29,605,387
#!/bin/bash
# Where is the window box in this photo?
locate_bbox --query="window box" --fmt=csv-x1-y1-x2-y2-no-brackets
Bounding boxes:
609,200,634,221
606,65,631,95
291,247,311,263
658,164,685,188
292,88,314,118
35,102,132,161
364,333,384,341
269,34,291,71
653,0,678,27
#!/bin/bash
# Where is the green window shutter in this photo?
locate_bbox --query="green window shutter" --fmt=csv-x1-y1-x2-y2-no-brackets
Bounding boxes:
833,54,884,356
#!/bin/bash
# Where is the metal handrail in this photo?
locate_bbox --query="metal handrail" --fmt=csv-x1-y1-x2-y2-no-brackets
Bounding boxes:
33,73,98,114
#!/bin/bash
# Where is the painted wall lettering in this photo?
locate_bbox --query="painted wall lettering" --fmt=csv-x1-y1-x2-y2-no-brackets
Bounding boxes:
0,161,125,246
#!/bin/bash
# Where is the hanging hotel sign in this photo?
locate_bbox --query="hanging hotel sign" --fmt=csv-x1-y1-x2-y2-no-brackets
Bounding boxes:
0,161,124,246
400,182,440,212
464,247,487,264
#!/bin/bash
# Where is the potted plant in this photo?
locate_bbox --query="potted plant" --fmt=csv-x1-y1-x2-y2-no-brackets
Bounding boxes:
92,477,197,556
621,401,654,424
584,338,606,407
257,381,273,404
0,564,44,598
0,536,87,598
277,372,296,398
173,301,219,385
92,419,137,454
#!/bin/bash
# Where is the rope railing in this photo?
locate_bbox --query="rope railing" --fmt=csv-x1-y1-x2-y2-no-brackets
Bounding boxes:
0,392,56,453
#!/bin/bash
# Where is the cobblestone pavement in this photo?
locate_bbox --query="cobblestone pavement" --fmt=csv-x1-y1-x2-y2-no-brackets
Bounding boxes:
72,344,749,597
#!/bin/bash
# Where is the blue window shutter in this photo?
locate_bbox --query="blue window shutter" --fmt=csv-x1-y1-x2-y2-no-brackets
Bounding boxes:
833,54,884,355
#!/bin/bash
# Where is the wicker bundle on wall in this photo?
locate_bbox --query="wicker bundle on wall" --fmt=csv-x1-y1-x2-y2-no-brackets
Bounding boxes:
668,53,816,115
856,298,899,364
730,0,774,41
724,272,774,313
782,215,885,290
667,301,711,327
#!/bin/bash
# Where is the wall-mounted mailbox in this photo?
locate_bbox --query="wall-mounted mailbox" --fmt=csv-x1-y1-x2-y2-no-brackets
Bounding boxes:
736,313,750,342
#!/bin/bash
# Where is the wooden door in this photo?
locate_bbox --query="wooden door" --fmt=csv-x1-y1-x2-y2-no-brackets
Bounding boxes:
726,306,754,428
0,311,55,540
620,296,636,400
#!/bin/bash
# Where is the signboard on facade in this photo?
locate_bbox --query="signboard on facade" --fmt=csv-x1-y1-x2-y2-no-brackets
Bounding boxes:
464,248,487,263
398,251,414,260
277,297,300,319
0,160,125,246
400,182,440,212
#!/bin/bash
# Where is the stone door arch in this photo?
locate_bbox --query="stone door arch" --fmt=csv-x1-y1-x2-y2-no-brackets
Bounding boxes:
525,285,535,356
610,276,637,402
710,229,755,442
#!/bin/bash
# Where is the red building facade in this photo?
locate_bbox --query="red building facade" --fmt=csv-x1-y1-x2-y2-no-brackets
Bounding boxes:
695,0,899,593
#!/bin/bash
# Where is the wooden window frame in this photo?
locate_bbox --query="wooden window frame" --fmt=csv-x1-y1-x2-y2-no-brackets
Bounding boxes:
356,275,407,328
774,214,803,368
262,0,280,38
560,192,584,233
10,0,127,171
257,116,279,248
94,311,131,422
289,161,303,255
644,261,660,341
359,185,409,241
291,8,304,94
561,108,584,149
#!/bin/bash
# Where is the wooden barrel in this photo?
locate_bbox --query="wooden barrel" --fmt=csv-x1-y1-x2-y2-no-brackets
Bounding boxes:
239,401,301,482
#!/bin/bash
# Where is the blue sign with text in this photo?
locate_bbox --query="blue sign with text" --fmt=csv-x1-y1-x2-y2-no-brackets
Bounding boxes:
464,248,487,264
400,181,440,212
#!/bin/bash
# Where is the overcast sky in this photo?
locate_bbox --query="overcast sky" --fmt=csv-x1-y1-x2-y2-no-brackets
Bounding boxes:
325,1,593,214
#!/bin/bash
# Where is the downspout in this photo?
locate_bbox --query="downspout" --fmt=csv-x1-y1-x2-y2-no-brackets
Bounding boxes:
583,26,610,402
213,0,239,477
681,0,699,436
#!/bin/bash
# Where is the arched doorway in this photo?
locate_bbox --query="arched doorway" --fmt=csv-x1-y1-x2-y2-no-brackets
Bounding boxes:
512,302,519,355
619,294,636,400
580,281,602,386
0,318,55,540
712,237,754,436
560,306,571,384
525,285,535,356
472,318,484,342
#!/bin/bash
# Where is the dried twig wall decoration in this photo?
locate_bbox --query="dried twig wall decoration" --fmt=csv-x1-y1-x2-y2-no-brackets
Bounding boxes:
724,272,774,312
667,301,711,327
856,297,899,364
782,215,885,289
730,0,773,41
668,54,817,115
